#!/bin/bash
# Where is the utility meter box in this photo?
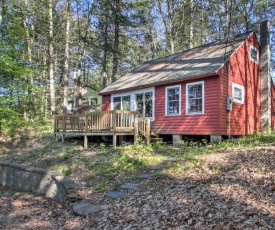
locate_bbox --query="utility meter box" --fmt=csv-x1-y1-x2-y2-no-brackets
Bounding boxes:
227,96,233,111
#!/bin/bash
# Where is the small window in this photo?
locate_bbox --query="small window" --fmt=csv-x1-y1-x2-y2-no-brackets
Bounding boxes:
232,83,244,104
250,45,259,64
186,81,204,114
166,85,181,115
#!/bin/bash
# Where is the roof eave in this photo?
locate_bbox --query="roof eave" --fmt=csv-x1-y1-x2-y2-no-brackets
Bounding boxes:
98,72,218,95
216,31,255,74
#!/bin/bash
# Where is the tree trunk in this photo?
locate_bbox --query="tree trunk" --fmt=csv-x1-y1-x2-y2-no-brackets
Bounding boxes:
189,0,194,49
102,12,108,88
62,2,70,114
200,0,204,45
22,6,34,120
224,0,229,38
76,50,84,108
111,0,120,83
48,0,55,115
0,0,3,27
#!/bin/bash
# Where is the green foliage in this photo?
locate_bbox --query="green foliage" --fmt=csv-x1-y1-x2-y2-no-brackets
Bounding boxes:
93,183,107,193
61,168,72,176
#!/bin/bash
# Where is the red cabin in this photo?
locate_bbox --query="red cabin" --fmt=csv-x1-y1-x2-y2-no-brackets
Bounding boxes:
99,23,274,144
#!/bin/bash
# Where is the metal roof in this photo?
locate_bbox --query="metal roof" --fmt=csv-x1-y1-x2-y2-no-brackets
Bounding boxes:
99,31,254,95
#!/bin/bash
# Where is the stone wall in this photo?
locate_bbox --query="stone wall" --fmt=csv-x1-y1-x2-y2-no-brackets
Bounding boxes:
0,162,78,207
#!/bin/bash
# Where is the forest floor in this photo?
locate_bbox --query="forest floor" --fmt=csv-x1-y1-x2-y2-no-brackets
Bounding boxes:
0,130,275,229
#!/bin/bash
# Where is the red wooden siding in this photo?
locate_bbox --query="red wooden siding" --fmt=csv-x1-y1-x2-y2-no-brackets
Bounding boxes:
151,76,220,135
101,95,111,111
218,32,261,135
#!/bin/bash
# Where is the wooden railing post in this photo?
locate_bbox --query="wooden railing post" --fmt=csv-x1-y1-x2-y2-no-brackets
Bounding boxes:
113,110,117,131
85,112,88,131
146,118,151,145
134,112,139,143
62,115,66,132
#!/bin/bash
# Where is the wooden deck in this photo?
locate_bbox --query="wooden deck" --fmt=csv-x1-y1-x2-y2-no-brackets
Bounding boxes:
54,110,151,147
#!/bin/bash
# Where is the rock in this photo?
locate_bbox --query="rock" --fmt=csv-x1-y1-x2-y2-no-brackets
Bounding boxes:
163,157,177,162
149,164,163,170
138,173,153,179
120,183,139,189
105,191,126,198
73,200,109,217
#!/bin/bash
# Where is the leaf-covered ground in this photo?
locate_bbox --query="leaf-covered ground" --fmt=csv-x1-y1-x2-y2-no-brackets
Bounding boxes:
0,134,275,229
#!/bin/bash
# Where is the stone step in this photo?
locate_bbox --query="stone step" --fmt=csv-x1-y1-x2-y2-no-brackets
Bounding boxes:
105,191,126,199
120,182,139,189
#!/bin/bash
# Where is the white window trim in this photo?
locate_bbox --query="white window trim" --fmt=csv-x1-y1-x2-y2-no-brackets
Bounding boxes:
232,82,244,104
111,87,155,121
186,81,205,115
165,85,181,116
250,45,259,64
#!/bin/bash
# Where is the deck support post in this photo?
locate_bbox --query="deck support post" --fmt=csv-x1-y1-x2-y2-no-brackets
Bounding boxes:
84,135,88,148
173,135,182,147
113,133,117,147
210,135,221,144
134,112,139,144
62,133,65,143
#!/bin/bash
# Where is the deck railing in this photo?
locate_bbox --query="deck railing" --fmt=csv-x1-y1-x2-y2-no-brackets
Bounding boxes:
54,110,151,144
54,114,85,132
137,111,151,145
54,110,149,136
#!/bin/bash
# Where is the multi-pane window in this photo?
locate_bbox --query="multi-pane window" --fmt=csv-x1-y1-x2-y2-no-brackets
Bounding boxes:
113,95,131,110
112,89,154,119
135,92,153,117
122,96,130,110
113,96,121,110
145,92,153,117
232,83,244,104
186,82,204,114
166,86,181,115
250,45,259,64
136,93,143,115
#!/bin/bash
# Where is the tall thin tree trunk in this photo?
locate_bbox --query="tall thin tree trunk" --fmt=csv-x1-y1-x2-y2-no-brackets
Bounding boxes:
0,0,3,27
76,49,84,108
102,13,108,88
189,0,194,49
22,9,34,120
48,0,55,115
200,0,204,45
63,2,70,114
224,0,229,38
111,0,120,83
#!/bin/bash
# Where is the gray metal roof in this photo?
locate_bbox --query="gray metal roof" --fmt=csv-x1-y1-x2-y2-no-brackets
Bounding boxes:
100,31,254,95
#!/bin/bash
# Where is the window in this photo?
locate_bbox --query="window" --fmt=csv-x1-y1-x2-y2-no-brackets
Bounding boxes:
135,92,153,117
232,83,244,104
113,96,121,110
250,45,259,64
166,85,181,115
112,88,154,120
113,95,131,110
186,81,204,114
